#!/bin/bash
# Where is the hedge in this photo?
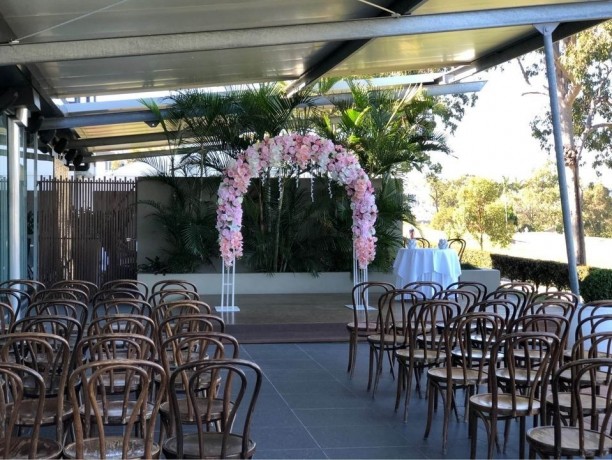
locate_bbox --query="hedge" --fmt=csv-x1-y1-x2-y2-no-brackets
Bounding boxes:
469,252,612,302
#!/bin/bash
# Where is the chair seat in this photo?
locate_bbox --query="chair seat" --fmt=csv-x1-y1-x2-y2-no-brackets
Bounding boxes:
527,426,612,457
15,398,73,425
0,437,63,459
79,401,156,424
160,398,228,423
470,393,541,415
64,437,160,460
428,366,485,385
496,368,542,384
395,348,445,364
162,432,255,459
346,321,377,332
367,333,405,347
545,392,608,414
557,367,610,385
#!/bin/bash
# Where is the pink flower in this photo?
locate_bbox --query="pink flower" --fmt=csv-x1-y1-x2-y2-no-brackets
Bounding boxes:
217,133,378,268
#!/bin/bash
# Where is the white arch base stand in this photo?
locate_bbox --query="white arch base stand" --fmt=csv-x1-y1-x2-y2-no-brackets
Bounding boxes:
216,261,240,313
346,249,373,311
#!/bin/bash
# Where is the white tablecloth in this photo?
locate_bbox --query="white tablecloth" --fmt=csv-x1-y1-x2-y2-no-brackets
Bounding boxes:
393,248,462,289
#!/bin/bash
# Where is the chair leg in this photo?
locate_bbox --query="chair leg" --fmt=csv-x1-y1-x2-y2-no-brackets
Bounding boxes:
519,416,526,459
442,384,453,454
469,405,478,459
488,414,498,459
424,379,435,439
348,332,358,377
395,362,404,412
403,362,415,421
367,345,375,391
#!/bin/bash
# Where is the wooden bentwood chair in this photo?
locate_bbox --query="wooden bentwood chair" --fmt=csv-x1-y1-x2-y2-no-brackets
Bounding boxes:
527,358,612,458
346,281,394,378
63,359,167,460
162,359,263,459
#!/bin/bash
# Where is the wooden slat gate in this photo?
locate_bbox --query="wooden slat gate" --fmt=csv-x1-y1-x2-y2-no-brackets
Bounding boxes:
37,177,137,287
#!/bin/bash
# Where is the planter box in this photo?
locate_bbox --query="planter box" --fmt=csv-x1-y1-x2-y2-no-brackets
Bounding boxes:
459,268,500,294
138,271,396,296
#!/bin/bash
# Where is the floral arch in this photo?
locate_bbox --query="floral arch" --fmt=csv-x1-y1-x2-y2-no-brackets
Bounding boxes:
215,133,377,309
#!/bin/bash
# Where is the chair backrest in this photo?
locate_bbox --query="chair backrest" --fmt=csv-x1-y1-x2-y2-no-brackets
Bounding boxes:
570,331,612,362
12,315,83,358
24,299,89,327
152,300,212,325
91,298,153,319
496,281,536,303
520,299,576,320
509,314,570,351
466,298,516,331
156,314,226,349
0,362,61,459
445,281,488,302
0,332,71,444
404,299,459,358
92,287,147,304
75,333,156,364
574,314,612,347
433,288,478,313
150,279,198,295
51,280,98,302
148,290,200,308
376,288,427,344
0,279,45,297
401,281,443,299
443,311,505,384
0,301,15,333
575,300,612,329
530,290,579,308
160,332,227,374
167,359,262,459
416,237,430,248
549,358,612,458
489,332,560,412
483,290,528,325
66,359,166,460
350,281,395,332
0,288,31,319
446,238,466,261
86,314,156,339
100,279,149,299
33,287,89,304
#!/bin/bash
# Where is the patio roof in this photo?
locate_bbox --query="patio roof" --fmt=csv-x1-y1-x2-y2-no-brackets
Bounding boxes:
1,0,610,158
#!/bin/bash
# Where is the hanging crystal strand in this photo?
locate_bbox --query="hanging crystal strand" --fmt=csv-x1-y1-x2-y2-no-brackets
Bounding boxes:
310,173,315,202
328,177,333,199
296,165,300,188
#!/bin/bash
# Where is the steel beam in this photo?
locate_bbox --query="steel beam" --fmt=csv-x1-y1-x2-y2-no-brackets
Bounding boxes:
0,3,610,66
41,80,485,135
537,23,580,296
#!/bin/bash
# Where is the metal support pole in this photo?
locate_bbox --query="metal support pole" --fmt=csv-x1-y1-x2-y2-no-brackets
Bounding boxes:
536,23,580,296
7,109,27,280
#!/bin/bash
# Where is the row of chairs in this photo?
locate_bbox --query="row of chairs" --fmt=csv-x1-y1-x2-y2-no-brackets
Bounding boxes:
349,278,610,457
0,277,264,459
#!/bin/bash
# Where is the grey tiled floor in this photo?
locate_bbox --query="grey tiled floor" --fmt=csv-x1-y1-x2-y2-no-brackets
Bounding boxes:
240,341,523,459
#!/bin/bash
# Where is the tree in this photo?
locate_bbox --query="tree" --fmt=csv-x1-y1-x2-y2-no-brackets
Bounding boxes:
511,163,562,232
518,21,612,264
430,176,515,249
312,78,457,178
582,183,612,238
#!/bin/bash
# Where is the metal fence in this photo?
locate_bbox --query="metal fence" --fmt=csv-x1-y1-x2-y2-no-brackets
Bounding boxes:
37,177,137,287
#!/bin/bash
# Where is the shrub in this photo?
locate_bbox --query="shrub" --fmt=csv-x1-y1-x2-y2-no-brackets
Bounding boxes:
579,268,612,302
462,249,492,269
